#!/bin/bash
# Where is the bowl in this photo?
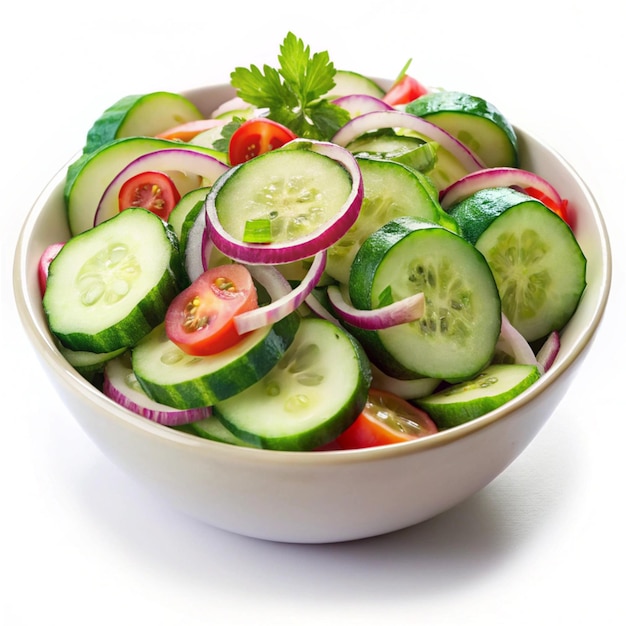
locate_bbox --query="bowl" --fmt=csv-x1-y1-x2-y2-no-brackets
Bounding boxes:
13,83,612,543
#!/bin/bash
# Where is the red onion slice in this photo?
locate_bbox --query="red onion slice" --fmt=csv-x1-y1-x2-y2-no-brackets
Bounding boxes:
332,94,394,117
370,362,441,400
331,109,484,173
94,148,229,226
205,139,364,264
103,355,211,426
536,330,560,372
235,251,327,334
496,313,543,374
439,166,565,210
326,284,425,330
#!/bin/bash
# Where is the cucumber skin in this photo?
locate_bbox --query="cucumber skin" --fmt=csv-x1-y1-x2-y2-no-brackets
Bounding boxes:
447,186,534,245
405,90,518,167
414,364,541,428
82,92,203,154
215,320,372,451
133,313,301,410
348,216,501,382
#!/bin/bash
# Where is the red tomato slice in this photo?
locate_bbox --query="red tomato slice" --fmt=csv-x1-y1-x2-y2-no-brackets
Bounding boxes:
228,118,297,165
38,241,65,296
165,264,259,356
382,74,429,106
524,186,570,225
333,388,438,449
118,171,181,220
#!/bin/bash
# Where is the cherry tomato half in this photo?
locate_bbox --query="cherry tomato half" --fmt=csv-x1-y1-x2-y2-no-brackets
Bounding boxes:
165,264,258,356
524,186,570,226
118,171,181,220
333,388,438,449
382,74,429,106
228,118,297,166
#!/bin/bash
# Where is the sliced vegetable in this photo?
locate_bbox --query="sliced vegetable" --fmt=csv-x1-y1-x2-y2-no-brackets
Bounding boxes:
104,352,212,425
439,166,569,224
332,388,438,449
331,109,484,174
235,251,327,335
228,118,298,165
414,363,541,428
382,74,429,106
165,264,259,356
405,90,519,168
155,118,226,142
38,242,65,296
118,170,181,220
82,91,203,154
206,139,363,264
44,208,182,353
332,94,393,118
214,317,372,451
327,284,425,330
95,148,229,226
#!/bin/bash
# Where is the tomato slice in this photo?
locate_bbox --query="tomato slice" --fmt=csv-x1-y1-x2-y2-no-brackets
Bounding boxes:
228,118,297,165
524,186,570,225
118,171,181,220
165,264,258,356
382,74,429,106
333,388,438,449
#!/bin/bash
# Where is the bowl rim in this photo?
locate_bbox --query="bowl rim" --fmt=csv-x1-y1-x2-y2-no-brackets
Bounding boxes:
12,87,613,466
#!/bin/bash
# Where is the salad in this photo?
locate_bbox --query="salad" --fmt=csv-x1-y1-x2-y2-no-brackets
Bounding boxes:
38,32,587,452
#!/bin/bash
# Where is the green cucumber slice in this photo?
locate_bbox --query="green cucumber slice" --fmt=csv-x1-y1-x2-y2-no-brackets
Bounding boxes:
65,136,226,236
213,147,353,245
414,363,541,428
326,156,447,284
57,341,126,382
348,216,501,382
181,416,256,447
448,187,587,341
406,91,518,168
132,313,300,409
83,92,203,154
326,70,385,98
167,186,211,241
215,317,372,451
43,208,182,353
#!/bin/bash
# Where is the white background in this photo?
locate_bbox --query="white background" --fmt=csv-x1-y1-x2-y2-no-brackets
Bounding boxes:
2,1,625,624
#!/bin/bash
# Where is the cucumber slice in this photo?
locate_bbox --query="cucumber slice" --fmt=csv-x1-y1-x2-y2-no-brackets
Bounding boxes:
213,147,353,245
326,70,385,98
65,136,226,236
182,416,256,447
132,313,300,409
448,187,587,341
43,208,182,353
167,186,211,240
83,92,203,154
348,216,501,382
414,363,541,428
325,156,447,284
345,129,469,192
214,317,372,451
57,341,126,382
406,91,518,168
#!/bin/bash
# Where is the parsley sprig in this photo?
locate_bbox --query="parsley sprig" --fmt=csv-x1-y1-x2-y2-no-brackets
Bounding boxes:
229,32,350,141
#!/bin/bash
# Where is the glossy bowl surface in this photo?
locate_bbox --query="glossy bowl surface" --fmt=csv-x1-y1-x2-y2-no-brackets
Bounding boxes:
13,84,611,543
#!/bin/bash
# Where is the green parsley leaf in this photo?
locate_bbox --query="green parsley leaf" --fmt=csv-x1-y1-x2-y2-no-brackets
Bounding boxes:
230,32,350,141
213,116,245,153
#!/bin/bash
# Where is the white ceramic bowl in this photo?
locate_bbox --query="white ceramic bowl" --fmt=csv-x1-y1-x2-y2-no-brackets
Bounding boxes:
13,84,612,543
